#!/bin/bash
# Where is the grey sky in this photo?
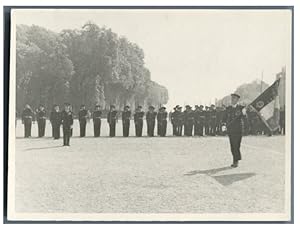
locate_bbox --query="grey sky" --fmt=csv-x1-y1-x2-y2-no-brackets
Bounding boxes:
13,9,292,107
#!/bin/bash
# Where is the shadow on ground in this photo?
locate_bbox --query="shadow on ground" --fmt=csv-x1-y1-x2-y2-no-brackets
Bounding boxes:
184,166,232,176
24,146,64,151
212,173,256,186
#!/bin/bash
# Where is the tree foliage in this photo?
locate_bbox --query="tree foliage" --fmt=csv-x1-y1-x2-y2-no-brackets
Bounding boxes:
16,23,168,114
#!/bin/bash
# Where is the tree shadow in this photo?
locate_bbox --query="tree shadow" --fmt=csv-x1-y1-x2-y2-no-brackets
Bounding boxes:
212,173,256,186
24,146,64,151
184,166,232,176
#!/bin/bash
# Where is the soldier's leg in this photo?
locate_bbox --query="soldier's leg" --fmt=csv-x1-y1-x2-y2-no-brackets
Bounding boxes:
83,121,86,137
140,122,143,136
24,122,27,137
79,121,83,137
42,120,46,137
63,128,67,145
93,121,97,137
67,128,71,145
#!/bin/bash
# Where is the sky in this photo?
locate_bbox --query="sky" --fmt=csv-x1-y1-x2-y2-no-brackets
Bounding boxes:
13,9,292,107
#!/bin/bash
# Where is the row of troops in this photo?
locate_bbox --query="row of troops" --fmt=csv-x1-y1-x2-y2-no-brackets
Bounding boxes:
20,93,249,167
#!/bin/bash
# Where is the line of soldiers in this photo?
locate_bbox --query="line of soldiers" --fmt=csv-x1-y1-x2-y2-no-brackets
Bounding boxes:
20,102,285,142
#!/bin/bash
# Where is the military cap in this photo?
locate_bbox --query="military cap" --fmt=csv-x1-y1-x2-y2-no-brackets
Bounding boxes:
64,102,70,106
160,106,166,110
149,105,155,109
185,105,191,109
137,105,142,109
231,93,240,99
199,105,204,108
124,105,130,109
95,105,101,108
110,105,115,108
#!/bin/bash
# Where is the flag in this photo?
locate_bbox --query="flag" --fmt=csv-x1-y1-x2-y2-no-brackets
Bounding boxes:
249,79,281,132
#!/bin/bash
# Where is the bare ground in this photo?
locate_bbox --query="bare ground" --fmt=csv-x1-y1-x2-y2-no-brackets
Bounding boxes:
14,120,286,213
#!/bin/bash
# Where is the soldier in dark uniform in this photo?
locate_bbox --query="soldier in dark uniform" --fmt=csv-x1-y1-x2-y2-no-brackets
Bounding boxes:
36,104,47,137
193,105,200,136
134,106,144,137
92,105,102,137
78,105,88,137
50,105,61,139
209,105,217,136
61,103,73,146
157,106,168,137
176,106,184,136
69,105,73,137
184,105,194,136
222,93,247,168
194,105,205,136
146,105,157,137
122,105,131,137
170,106,178,136
204,106,210,136
107,105,118,137
21,104,34,138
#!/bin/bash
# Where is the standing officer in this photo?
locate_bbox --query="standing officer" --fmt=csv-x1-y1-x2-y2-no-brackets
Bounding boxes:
36,104,47,137
50,105,61,139
170,106,179,136
157,106,168,137
194,105,205,136
21,104,34,138
222,93,247,168
176,106,184,136
92,105,102,137
122,105,131,137
134,105,144,137
61,103,73,146
146,105,157,137
210,105,217,136
193,105,200,136
204,106,210,136
78,105,88,137
184,105,194,136
107,105,118,137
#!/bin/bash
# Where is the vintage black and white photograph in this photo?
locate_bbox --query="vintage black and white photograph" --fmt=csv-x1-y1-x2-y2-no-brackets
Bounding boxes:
7,8,292,221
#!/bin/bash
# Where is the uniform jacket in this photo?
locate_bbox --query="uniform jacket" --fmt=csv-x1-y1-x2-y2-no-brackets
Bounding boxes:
61,111,74,128
146,111,157,122
157,111,168,123
223,105,246,134
93,111,102,121
122,111,131,121
36,109,47,120
78,109,88,121
134,111,144,123
107,110,118,124
22,108,34,122
50,111,61,125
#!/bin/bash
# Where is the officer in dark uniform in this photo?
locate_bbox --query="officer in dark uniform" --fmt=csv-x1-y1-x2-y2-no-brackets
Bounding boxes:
50,105,61,139
92,105,102,137
193,105,200,136
184,105,194,136
78,105,88,137
157,106,168,137
107,105,118,137
204,106,210,136
146,105,157,137
122,105,131,137
176,106,184,136
61,103,73,146
194,105,205,136
222,93,247,168
209,105,217,136
134,106,144,137
36,104,47,137
170,106,178,136
21,104,34,138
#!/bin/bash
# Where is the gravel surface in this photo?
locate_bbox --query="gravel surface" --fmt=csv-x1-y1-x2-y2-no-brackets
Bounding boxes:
14,120,286,213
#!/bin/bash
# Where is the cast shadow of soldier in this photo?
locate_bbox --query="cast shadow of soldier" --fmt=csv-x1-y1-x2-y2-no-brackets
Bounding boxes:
184,167,256,186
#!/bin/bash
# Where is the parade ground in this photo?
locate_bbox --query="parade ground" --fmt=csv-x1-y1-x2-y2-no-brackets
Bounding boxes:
14,120,286,214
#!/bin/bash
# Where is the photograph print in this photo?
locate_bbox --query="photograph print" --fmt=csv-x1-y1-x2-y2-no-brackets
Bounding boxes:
6,7,293,222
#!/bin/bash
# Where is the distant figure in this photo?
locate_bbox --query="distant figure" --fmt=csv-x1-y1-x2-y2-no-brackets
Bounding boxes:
184,105,194,136
222,93,247,168
170,106,178,136
209,105,217,136
36,104,47,137
134,105,144,137
122,105,131,137
61,103,73,146
78,105,88,137
92,105,102,137
107,105,118,137
50,105,61,139
157,106,168,137
146,105,157,137
176,106,184,136
21,104,34,138
194,105,205,136
204,106,210,135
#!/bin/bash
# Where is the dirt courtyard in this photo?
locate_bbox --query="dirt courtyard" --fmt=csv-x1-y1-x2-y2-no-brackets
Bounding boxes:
13,120,287,214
